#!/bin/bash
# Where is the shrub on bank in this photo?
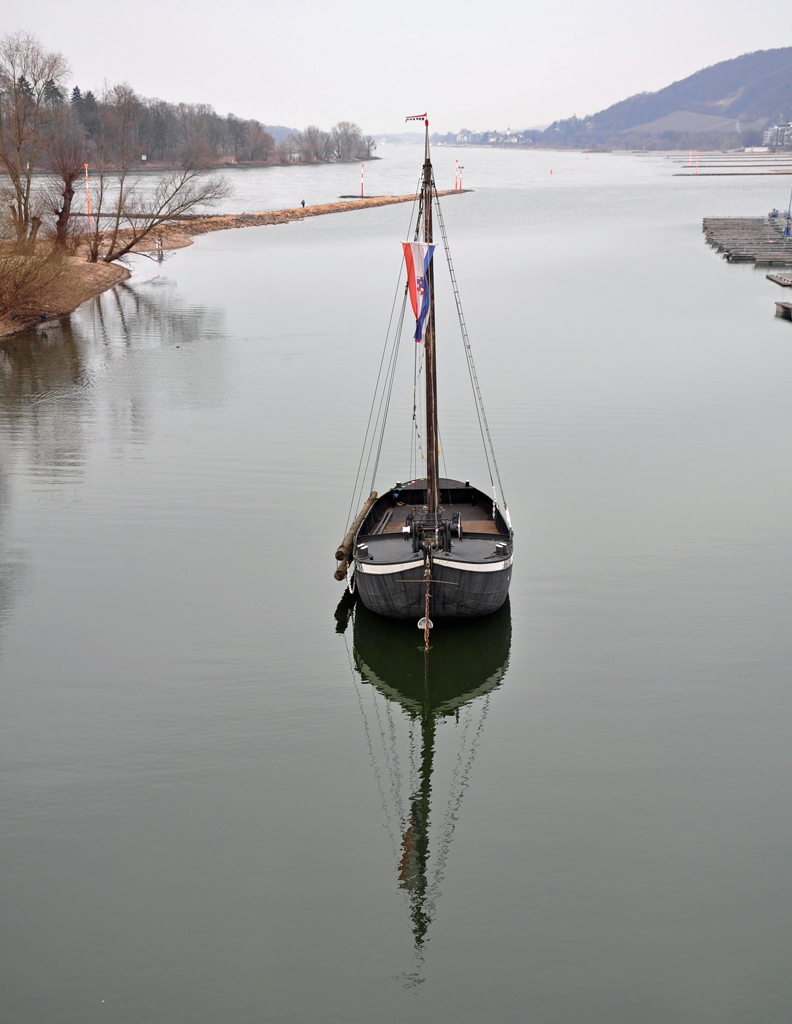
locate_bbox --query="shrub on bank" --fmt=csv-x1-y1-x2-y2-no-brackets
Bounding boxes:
0,241,66,318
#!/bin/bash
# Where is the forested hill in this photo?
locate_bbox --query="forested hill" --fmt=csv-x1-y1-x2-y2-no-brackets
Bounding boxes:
547,47,792,148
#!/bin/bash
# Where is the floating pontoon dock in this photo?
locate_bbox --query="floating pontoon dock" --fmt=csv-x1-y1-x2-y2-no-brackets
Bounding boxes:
703,217,792,266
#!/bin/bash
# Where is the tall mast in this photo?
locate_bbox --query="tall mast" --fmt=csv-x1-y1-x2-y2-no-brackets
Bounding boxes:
422,119,440,515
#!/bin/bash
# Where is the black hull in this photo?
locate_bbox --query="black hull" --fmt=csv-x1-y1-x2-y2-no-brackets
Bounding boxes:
350,478,513,622
355,554,512,620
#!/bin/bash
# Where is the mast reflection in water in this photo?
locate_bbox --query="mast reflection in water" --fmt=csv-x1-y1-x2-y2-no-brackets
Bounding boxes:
338,597,511,977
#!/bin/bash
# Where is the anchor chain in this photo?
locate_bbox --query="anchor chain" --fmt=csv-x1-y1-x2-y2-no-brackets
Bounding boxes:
423,554,432,651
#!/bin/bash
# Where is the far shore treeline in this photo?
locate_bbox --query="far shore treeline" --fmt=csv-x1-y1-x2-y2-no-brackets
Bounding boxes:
68,87,376,168
0,30,376,325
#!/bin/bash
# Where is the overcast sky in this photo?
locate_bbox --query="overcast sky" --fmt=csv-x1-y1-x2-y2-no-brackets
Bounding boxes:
12,1,792,133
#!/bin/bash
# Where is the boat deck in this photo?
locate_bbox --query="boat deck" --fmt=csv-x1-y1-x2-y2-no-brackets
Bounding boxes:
375,502,500,536
359,501,508,566
352,479,511,569
358,532,504,565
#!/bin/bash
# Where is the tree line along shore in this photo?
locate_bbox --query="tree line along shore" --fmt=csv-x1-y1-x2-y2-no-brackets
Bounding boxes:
0,29,381,335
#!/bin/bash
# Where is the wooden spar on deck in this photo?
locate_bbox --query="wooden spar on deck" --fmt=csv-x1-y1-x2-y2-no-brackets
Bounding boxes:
335,491,378,574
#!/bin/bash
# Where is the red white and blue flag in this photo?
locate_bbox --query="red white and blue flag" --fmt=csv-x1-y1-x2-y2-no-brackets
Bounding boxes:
402,241,436,343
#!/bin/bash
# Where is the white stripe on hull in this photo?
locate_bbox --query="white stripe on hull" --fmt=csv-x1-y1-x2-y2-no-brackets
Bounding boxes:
357,554,513,575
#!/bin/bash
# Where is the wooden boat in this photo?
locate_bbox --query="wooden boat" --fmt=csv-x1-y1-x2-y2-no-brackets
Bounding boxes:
335,116,513,628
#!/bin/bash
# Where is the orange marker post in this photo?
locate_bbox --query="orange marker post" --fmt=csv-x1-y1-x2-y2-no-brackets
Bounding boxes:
84,163,92,228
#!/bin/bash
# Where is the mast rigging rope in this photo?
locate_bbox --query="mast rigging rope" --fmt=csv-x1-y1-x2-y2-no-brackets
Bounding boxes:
344,174,509,533
343,176,424,536
432,184,509,514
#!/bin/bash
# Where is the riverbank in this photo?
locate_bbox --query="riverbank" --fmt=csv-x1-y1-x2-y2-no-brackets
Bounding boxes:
0,260,130,341
0,190,465,342
149,188,465,245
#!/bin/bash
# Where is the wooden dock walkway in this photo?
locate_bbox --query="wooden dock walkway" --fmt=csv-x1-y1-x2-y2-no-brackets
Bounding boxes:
767,273,792,287
702,216,792,266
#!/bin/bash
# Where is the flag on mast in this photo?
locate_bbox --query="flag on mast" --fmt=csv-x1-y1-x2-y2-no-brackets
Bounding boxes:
402,241,436,343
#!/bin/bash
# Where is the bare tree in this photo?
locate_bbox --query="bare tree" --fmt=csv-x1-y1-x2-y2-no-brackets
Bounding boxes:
102,167,231,263
44,109,86,248
85,83,231,264
226,113,247,161
320,130,336,162
300,125,331,162
331,121,363,160
173,102,221,165
277,136,298,164
246,122,274,162
0,31,70,241
85,83,140,262
144,99,175,160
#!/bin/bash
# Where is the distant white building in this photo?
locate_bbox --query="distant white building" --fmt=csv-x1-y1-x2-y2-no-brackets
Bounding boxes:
763,123,792,147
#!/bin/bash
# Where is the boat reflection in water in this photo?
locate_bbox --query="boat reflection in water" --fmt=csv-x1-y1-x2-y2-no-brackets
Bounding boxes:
339,596,511,980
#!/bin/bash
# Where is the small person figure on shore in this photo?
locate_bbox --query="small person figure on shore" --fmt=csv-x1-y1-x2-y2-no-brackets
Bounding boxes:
156,234,163,249
156,233,164,263
301,199,305,208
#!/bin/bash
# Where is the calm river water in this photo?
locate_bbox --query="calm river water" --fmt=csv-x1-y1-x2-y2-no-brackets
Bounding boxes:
2,147,792,1023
